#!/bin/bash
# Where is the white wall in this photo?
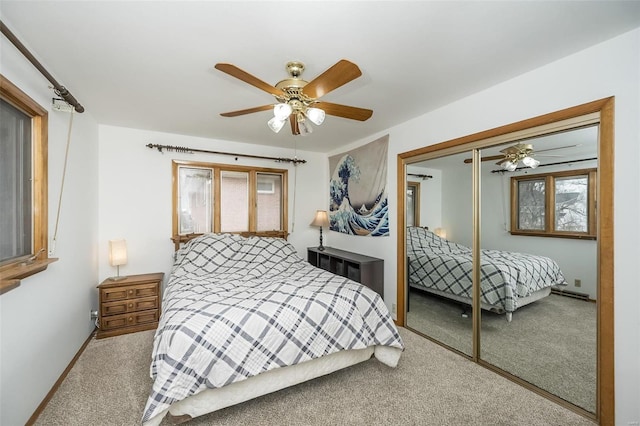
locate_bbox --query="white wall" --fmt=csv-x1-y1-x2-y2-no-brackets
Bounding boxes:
329,28,640,423
407,165,442,231
97,125,327,282
0,37,100,425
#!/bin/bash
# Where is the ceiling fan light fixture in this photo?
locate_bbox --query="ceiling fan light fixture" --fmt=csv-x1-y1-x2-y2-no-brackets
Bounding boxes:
522,156,540,168
297,114,313,136
267,116,286,133
503,161,518,172
305,107,325,126
273,103,293,120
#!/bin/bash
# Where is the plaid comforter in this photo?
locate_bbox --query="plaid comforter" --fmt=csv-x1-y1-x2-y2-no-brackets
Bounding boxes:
407,227,566,313
142,234,403,423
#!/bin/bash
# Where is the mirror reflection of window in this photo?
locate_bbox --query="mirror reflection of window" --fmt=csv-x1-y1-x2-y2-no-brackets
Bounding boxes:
406,182,420,227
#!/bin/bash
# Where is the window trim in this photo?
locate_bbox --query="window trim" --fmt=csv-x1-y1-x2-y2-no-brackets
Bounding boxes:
510,168,597,240
0,74,54,294
171,160,288,243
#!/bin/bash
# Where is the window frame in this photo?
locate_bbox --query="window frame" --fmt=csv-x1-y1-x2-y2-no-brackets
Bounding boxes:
0,75,53,294
510,168,597,240
406,181,421,227
172,160,288,240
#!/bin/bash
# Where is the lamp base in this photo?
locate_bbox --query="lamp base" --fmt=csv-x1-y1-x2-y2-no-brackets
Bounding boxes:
107,275,127,282
318,245,325,251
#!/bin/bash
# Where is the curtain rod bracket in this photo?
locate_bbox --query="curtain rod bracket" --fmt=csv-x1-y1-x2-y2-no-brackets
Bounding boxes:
1,20,84,113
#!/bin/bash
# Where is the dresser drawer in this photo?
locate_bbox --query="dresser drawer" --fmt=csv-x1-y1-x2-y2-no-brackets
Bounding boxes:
101,282,159,302
101,295,158,317
100,309,159,331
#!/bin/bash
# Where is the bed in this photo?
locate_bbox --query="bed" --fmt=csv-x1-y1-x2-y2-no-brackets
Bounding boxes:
143,233,404,425
407,226,566,321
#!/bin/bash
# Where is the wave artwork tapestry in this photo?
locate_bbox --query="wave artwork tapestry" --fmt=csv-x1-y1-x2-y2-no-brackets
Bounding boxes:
329,135,389,236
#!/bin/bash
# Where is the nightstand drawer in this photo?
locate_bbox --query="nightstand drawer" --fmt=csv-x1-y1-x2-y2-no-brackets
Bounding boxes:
102,282,159,302
101,309,159,330
101,295,158,317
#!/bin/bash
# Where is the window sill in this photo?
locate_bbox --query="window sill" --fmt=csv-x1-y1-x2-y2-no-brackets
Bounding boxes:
0,258,58,295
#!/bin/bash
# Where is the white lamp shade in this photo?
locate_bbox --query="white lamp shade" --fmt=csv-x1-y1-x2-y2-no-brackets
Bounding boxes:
109,239,128,266
310,210,329,227
273,103,292,120
305,107,325,125
267,117,286,133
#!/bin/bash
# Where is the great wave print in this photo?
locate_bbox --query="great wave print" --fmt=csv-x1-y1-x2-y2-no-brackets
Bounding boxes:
328,135,389,237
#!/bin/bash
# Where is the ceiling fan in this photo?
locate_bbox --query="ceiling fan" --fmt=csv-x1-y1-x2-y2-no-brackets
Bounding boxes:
463,143,579,170
214,59,373,136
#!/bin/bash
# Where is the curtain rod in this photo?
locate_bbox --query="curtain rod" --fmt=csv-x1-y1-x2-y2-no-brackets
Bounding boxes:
408,173,433,180
145,143,307,165
0,20,84,113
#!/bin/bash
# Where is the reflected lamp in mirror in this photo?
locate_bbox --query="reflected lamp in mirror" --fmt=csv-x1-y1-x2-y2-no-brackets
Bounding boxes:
434,228,447,239
108,239,128,281
310,210,330,251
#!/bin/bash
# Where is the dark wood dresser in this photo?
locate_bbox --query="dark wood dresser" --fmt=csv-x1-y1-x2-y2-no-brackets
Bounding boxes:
96,272,164,339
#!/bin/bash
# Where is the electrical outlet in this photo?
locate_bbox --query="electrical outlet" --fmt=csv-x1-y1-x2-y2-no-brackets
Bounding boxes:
574,279,582,287
392,303,397,314
90,310,98,320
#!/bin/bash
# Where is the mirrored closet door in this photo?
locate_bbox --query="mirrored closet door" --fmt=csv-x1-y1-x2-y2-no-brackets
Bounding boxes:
405,151,474,357
398,98,614,423
478,126,598,414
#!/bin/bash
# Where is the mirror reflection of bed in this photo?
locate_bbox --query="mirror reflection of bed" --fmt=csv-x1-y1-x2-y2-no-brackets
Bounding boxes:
405,125,598,414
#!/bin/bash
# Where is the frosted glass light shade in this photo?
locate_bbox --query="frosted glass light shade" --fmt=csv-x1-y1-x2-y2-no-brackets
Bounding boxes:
267,117,286,133
503,161,518,172
109,239,127,266
273,103,292,120
297,116,313,135
305,107,325,125
522,156,540,168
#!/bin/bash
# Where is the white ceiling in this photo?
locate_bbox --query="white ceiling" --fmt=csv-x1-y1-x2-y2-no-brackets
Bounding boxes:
2,1,639,153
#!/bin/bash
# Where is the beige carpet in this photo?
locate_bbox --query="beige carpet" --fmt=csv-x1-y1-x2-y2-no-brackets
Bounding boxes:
406,291,597,413
35,327,595,426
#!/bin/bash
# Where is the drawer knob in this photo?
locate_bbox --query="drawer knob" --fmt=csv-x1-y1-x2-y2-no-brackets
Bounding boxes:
129,303,133,308
128,290,134,295
128,317,133,322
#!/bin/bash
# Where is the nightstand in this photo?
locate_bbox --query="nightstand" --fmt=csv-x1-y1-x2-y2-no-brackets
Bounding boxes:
307,247,384,298
96,272,164,339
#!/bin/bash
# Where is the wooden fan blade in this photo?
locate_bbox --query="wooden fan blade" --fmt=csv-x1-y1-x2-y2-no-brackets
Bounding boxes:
215,63,283,96
289,115,300,135
220,104,274,117
302,60,362,99
463,155,504,164
536,144,579,153
314,101,373,121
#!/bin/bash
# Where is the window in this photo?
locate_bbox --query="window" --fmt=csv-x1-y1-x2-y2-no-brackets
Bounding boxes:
406,181,420,227
0,75,51,292
510,168,596,239
172,160,287,238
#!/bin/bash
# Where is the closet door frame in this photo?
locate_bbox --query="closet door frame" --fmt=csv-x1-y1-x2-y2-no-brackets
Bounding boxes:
396,97,614,424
